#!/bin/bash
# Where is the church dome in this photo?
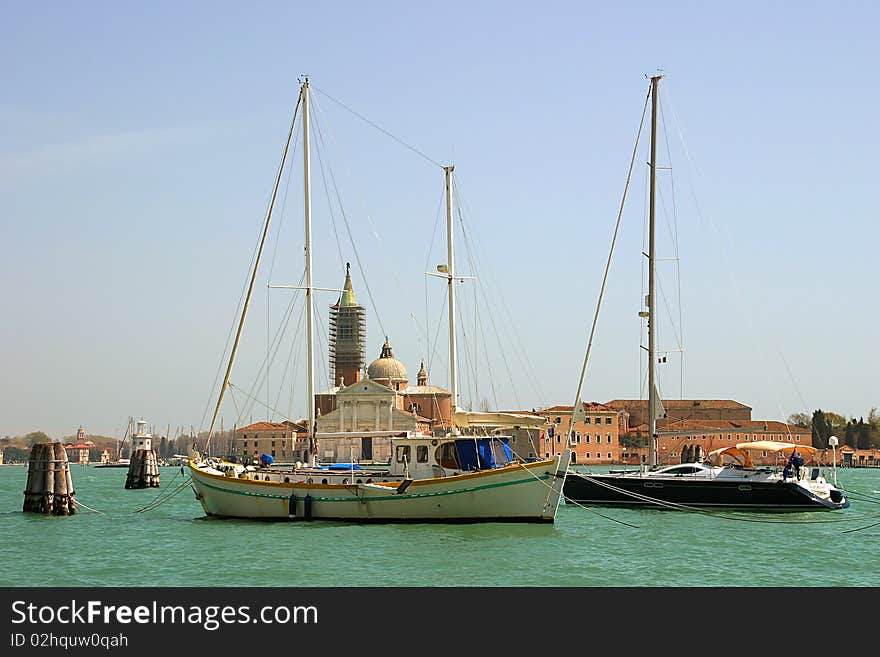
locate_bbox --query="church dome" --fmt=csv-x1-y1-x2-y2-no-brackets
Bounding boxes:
367,337,408,387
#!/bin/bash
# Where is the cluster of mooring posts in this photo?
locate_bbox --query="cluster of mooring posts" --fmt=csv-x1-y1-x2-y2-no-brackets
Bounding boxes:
125,419,160,489
22,442,77,515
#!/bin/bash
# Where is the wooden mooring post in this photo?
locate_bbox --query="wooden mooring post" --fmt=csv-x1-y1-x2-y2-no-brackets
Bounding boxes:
125,449,160,489
22,442,77,515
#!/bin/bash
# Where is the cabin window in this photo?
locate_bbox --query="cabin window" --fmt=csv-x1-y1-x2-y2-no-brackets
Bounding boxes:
416,445,428,463
435,443,461,469
396,445,411,464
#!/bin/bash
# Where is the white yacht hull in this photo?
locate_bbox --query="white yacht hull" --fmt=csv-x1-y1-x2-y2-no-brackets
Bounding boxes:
189,452,570,523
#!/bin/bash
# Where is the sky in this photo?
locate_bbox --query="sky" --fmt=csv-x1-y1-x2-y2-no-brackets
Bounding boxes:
2,1,878,440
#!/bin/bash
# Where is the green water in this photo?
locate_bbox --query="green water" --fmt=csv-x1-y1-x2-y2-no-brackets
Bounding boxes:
1,465,878,587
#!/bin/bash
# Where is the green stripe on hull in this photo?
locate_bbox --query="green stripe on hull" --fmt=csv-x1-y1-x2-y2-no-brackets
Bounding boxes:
194,472,552,503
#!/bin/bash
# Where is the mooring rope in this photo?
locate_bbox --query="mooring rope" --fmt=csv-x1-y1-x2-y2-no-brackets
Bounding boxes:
135,477,193,514
132,467,186,513
507,458,640,529
73,499,106,515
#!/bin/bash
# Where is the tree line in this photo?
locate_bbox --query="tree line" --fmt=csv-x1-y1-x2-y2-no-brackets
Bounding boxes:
787,408,880,450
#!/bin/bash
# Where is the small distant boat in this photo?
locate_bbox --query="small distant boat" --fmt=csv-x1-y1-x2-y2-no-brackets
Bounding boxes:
95,459,131,469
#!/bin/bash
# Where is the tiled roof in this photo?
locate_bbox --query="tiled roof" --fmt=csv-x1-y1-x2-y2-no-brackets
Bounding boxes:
628,418,810,433
606,399,752,410
236,420,308,433
540,402,616,413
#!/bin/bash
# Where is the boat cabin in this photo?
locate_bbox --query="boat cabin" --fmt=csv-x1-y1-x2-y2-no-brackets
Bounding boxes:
387,434,516,478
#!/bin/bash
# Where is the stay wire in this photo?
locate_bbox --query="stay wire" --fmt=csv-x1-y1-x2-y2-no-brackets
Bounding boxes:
312,85,445,169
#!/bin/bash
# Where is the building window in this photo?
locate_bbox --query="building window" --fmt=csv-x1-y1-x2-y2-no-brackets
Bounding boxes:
607,435,612,443
571,453,577,464
605,417,612,424
271,450,276,457
584,417,591,424
584,435,590,443
585,453,591,459
796,437,800,442
607,452,612,459
736,434,740,441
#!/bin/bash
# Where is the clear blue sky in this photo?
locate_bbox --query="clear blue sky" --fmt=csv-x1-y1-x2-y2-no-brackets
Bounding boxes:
2,1,877,439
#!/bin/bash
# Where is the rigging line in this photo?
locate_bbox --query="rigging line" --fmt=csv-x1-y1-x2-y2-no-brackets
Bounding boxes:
473,287,500,409
562,497,641,528
268,117,302,280
314,141,388,340
202,90,302,452
311,84,444,169
427,285,449,378
452,188,522,409
309,100,352,272
199,104,301,436
229,382,300,424
73,499,106,515
569,79,652,443
272,298,307,418
287,303,306,421
313,302,331,391
452,177,547,405
240,272,305,423
654,269,683,350
135,479,192,513
658,96,680,255
133,467,184,512
659,94,685,400
843,519,880,534
424,187,447,360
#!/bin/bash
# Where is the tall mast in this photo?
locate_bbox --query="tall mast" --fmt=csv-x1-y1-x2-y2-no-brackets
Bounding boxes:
648,74,661,468
303,78,316,464
444,165,458,424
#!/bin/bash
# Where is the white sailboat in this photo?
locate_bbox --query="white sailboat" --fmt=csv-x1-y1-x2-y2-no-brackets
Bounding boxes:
188,77,570,522
561,74,848,511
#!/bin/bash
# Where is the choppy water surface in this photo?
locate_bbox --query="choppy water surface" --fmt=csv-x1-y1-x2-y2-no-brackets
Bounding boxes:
1,465,877,587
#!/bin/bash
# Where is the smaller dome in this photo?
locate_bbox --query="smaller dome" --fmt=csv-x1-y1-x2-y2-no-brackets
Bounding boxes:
367,337,408,386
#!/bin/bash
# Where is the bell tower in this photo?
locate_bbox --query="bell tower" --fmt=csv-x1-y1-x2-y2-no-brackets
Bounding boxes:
328,263,366,387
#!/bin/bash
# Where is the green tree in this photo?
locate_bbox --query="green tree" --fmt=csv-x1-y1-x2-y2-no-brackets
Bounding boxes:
811,410,833,449
786,412,812,428
856,418,872,450
23,431,51,446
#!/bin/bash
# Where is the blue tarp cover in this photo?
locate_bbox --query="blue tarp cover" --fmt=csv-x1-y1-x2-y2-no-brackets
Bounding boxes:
259,453,274,466
327,463,361,470
455,438,512,471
